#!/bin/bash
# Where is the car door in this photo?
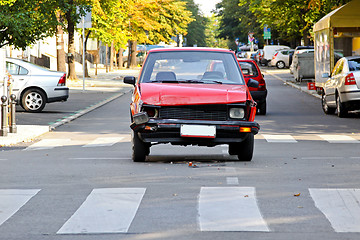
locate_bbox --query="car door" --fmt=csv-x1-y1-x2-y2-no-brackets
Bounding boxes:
327,59,344,105
6,61,30,98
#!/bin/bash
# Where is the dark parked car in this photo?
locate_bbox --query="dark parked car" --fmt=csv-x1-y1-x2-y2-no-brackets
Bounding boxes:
124,48,260,162
237,59,267,115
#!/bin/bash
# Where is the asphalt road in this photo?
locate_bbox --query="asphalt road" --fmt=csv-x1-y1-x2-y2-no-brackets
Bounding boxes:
1,69,360,240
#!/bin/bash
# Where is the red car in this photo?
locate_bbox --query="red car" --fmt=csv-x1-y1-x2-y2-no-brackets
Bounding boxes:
237,59,267,115
124,48,260,162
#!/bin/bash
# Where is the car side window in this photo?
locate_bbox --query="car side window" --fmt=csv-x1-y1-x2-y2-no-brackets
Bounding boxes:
332,59,344,76
18,66,29,75
6,62,19,75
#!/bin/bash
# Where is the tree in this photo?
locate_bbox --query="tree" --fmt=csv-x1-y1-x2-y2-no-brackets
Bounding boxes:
56,0,91,80
0,0,58,49
183,0,208,47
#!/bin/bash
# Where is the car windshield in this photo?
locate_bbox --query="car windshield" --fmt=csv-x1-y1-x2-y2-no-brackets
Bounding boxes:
139,51,245,85
348,58,360,71
238,62,259,77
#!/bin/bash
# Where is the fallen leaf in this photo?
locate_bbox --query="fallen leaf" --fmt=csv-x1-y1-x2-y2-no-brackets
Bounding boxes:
244,195,249,197
294,193,301,197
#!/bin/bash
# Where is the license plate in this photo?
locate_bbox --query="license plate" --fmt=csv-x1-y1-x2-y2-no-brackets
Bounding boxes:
180,125,216,138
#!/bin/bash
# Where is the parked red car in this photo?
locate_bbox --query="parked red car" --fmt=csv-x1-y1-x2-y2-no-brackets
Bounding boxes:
237,59,267,115
124,48,260,162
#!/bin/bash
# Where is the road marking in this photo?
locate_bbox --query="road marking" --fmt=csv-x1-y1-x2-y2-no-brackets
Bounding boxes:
198,187,269,231
0,189,41,226
301,157,344,160
68,157,129,160
318,135,359,143
226,177,239,185
262,134,297,143
57,188,146,234
309,188,360,232
82,137,124,148
24,139,71,150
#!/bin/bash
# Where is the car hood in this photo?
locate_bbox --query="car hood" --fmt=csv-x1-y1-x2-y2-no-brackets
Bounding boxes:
139,83,248,106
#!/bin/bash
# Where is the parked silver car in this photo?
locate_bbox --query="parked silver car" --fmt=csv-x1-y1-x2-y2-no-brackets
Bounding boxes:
6,58,69,112
270,49,294,69
321,56,360,117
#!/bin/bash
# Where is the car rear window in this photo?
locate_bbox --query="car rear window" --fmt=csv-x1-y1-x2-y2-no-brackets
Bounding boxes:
238,62,259,77
140,51,245,85
348,58,360,71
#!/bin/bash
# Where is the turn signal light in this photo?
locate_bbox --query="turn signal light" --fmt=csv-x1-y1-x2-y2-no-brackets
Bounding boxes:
240,127,251,132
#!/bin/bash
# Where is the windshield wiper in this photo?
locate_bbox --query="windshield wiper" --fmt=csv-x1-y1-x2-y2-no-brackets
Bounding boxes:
179,79,223,84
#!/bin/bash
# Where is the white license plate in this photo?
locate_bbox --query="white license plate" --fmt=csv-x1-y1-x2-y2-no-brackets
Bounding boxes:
180,125,216,138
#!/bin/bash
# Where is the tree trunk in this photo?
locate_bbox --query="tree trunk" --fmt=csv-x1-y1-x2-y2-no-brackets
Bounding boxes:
56,11,66,72
66,4,77,80
127,40,131,69
130,40,137,68
110,41,114,72
84,30,91,77
105,44,108,73
118,48,124,68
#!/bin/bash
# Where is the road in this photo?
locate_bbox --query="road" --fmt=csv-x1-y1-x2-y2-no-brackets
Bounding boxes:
0,69,360,240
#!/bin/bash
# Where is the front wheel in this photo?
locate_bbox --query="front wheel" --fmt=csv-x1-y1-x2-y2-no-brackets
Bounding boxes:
276,61,285,69
258,101,267,115
336,94,348,118
321,92,335,114
131,131,150,162
228,133,254,161
21,89,46,113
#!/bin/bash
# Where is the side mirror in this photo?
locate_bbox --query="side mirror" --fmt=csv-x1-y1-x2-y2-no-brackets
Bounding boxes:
247,78,259,88
124,76,136,85
321,73,330,78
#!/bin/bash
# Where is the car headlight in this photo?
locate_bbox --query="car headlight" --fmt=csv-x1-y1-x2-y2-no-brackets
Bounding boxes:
229,108,245,119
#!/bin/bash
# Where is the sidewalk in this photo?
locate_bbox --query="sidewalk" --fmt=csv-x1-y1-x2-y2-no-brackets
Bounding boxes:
0,67,140,147
262,68,321,99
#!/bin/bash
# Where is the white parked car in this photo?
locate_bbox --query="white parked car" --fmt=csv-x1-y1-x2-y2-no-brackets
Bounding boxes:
321,56,360,117
261,45,290,66
6,58,69,112
270,49,294,69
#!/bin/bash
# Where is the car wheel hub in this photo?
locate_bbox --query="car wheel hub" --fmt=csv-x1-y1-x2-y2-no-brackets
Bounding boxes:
25,93,42,110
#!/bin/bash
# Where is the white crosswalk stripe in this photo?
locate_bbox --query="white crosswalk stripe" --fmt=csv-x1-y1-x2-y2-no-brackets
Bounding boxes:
24,139,71,151
310,188,360,232
262,134,297,143
4,187,360,234
317,135,359,143
57,188,146,234
23,134,360,150
0,189,40,225
82,137,124,147
198,187,270,231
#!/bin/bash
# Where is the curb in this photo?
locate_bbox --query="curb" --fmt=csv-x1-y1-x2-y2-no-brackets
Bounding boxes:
49,89,132,131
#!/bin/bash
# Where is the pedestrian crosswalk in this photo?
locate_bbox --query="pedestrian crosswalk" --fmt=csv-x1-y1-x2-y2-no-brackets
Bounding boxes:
2,187,360,234
22,134,360,151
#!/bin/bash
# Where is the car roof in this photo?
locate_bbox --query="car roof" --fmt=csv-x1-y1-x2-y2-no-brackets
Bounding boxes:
237,58,256,63
148,47,233,53
344,56,360,60
295,46,314,50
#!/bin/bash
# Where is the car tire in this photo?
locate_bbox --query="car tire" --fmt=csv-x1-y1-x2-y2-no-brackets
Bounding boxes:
228,133,254,161
21,88,46,113
131,131,150,162
321,92,335,114
276,61,285,69
258,101,267,115
336,94,348,118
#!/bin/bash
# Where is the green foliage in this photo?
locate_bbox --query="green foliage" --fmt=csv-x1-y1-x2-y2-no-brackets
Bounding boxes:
0,0,58,49
216,0,353,47
182,0,208,47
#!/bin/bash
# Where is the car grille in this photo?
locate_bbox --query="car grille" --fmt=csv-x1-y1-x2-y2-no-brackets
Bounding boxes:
159,105,227,121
